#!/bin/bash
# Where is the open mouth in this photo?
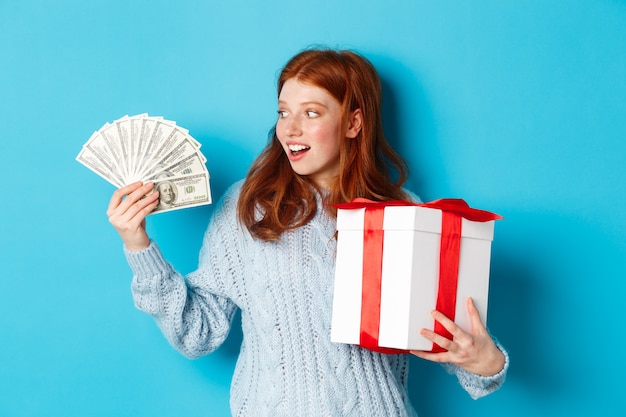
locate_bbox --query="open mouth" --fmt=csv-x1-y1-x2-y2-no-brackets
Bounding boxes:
288,144,310,156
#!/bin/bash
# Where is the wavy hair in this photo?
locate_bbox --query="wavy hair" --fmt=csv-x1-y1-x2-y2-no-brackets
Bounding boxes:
237,48,410,241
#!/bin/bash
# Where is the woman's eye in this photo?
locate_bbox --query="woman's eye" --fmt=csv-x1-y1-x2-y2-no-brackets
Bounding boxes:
305,110,319,118
277,110,288,118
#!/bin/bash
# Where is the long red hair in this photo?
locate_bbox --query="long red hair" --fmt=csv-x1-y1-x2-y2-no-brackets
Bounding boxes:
238,48,411,241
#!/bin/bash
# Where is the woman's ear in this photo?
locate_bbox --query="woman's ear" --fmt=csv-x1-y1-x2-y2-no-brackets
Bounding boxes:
345,109,363,139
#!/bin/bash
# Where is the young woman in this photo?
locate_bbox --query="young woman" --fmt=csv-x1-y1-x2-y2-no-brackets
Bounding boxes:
107,48,508,417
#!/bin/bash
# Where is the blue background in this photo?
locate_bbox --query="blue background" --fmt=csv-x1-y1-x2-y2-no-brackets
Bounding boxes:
1,1,624,416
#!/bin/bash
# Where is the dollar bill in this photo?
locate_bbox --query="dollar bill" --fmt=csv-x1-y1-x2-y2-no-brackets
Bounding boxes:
114,116,132,179
128,113,148,181
140,119,178,170
151,172,212,214
76,130,125,187
144,152,209,181
131,116,163,181
138,136,203,180
99,120,128,180
76,144,124,187
136,127,197,180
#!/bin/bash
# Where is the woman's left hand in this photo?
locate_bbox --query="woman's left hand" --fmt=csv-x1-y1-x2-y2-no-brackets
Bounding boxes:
410,297,505,377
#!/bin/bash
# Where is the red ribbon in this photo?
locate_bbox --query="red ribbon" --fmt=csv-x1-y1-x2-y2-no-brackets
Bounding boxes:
332,198,502,353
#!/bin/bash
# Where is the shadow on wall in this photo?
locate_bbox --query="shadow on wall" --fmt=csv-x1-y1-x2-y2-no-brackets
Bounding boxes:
374,53,440,200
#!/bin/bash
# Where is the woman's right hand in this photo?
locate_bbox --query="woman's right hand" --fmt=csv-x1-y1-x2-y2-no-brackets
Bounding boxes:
107,181,160,252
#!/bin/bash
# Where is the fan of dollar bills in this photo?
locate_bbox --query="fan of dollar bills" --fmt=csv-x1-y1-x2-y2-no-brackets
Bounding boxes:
76,113,212,214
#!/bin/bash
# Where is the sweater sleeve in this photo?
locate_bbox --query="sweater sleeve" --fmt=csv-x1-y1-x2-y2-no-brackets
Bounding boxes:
124,184,243,359
441,339,509,399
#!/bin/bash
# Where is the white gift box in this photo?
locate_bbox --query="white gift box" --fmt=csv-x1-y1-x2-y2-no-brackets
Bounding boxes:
330,201,498,352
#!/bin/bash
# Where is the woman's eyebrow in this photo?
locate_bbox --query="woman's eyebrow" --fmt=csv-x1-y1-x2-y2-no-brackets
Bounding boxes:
278,100,329,108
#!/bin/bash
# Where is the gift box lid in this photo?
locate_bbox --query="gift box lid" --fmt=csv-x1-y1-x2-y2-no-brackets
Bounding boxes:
336,205,495,241
336,207,368,231
384,206,495,241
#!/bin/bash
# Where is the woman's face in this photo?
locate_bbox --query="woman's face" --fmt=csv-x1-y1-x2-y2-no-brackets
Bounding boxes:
276,78,359,189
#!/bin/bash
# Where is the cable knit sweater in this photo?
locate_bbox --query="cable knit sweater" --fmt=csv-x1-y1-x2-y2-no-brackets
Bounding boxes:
125,180,508,417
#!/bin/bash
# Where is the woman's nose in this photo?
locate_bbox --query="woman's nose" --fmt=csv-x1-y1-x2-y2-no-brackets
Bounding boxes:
284,115,302,136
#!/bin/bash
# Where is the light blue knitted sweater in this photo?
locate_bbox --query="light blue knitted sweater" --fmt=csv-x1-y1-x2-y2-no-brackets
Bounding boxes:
125,181,508,417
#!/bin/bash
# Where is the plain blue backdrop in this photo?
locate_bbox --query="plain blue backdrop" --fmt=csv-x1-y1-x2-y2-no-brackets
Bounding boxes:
1,1,625,416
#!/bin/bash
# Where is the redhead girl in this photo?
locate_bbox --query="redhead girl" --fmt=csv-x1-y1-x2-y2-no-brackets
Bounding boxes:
108,48,508,417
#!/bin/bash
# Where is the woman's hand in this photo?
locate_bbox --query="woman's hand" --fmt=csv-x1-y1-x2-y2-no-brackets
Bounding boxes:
410,297,505,377
107,181,160,252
